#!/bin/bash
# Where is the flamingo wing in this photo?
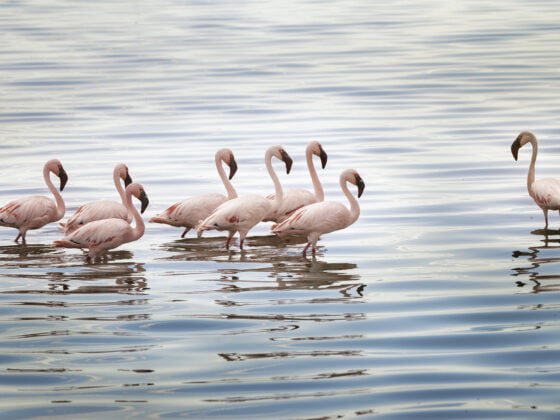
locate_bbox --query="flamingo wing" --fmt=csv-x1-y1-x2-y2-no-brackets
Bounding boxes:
0,196,56,229
531,178,560,209
155,193,227,227
65,200,130,232
62,218,132,250
199,195,271,232
273,201,349,236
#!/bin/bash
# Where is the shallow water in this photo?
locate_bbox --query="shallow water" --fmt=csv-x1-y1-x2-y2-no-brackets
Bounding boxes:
2,0,560,418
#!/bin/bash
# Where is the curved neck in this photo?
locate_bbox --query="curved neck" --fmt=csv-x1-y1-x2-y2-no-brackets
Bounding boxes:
266,151,283,209
44,166,65,221
306,148,324,201
341,176,360,227
126,191,145,239
527,137,537,196
114,169,126,203
216,155,237,199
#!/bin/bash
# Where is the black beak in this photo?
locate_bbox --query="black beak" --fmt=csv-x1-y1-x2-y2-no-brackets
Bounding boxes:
319,146,328,169
228,156,238,180
124,171,133,187
59,167,68,191
355,174,365,198
280,150,293,174
139,191,149,214
511,137,521,161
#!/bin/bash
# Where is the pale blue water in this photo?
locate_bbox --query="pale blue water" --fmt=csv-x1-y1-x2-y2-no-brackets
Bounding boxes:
2,0,560,418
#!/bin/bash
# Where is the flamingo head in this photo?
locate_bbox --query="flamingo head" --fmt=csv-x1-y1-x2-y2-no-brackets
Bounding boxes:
511,131,536,161
216,148,238,180
309,141,328,169
128,183,150,214
116,164,133,187
343,169,365,198
46,159,68,191
280,149,293,174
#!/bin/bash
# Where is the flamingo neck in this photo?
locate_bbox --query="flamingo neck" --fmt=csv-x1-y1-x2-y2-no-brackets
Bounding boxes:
266,150,283,210
340,176,360,227
114,169,126,203
306,147,324,201
44,166,65,221
126,191,145,239
216,154,237,199
527,137,537,196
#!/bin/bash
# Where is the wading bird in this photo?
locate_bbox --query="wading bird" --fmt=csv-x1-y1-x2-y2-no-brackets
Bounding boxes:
149,148,238,237
0,159,68,243
60,163,133,234
511,131,560,229
272,168,364,257
196,145,292,250
53,182,149,260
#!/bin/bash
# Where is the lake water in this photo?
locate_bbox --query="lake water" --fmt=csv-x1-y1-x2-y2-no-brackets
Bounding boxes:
2,0,560,418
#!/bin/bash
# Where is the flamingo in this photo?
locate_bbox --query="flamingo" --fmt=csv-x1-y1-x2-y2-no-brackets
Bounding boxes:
511,131,560,229
196,145,292,250
272,169,365,257
263,140,328,223
0,159,68,243
60,163,133,234
149,148,238,237
53,182,149,260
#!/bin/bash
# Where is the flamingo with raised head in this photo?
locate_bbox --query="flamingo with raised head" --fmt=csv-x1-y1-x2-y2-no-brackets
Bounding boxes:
511,131,560,229
196,145,292,250
264,140,328,223
0,159,68,243
272,169,365,257
60,163,133,234
53,182,149,260
149,148,238,237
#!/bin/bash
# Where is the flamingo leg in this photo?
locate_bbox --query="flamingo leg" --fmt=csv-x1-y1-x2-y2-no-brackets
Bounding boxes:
302,242,311,257
225,231,235,249
543,208,549,229
14,233,21,243
181,227,189,238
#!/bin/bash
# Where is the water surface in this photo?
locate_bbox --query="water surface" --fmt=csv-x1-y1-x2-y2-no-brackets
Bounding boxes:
2,0,560,418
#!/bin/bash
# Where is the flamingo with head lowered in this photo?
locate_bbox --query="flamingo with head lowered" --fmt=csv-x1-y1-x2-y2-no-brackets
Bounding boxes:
53,182,149,260
60,163,133,234
511,131,560,229
149,148,238,237
0,159,68,243
263,140,328,223
196,145,292,250
272,168,365,257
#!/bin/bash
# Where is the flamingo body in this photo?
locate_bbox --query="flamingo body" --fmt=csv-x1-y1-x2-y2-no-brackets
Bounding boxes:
0,159,68,243
264,141,327,223
197,195,272,249
272,169,365,257
150,148,238,237
53,182,149,259
61,163,132,234
196,145,292,249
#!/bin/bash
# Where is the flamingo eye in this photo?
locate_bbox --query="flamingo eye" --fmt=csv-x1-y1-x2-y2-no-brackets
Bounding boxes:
214,223,219,227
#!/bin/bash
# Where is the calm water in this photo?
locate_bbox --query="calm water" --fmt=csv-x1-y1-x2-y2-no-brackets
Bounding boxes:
2,0,560,418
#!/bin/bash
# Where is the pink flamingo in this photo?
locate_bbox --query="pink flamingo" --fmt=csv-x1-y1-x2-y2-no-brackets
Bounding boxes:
0,159,68,243
196,145,292,250
511,131,560,229
263,141,328,223
60,163,133,234
149,148,238,237
53,182,149,260
272,169,365,257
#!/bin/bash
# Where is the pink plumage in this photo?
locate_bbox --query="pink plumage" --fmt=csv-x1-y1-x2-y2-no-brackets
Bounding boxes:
263,141,328,223
196,145,292,250
53,182,149,260
0,159,68,243
150,148,238,237
60,163,133,234
272,169,365,257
